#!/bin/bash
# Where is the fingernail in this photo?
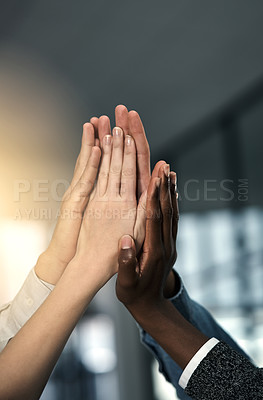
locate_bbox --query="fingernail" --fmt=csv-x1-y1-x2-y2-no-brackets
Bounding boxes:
104,135,112,145
121,235,132,249
126,135,132,146
164,164,170,178
113,127,123,136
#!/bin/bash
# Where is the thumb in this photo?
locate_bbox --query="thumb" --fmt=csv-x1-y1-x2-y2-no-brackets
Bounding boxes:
117,235,138,288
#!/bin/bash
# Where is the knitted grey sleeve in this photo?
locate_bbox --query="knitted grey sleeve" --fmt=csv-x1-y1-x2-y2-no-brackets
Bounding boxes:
185,341,263,400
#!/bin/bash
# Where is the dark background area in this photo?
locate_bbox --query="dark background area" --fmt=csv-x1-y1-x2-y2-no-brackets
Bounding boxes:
1,0,263,211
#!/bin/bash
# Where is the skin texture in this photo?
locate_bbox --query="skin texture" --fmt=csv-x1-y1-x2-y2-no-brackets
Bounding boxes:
73,126,138,286
116,163,179,308
36,105,176,293
35,105,158,284
0,105,179,399
35,123,101,284
116,167,209,370
90,106,177,295
0,141,103,399
91,105,151,198
0,117,156,399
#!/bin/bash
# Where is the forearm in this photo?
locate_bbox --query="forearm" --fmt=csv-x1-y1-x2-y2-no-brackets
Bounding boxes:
132,300,209,370
0,258,100,400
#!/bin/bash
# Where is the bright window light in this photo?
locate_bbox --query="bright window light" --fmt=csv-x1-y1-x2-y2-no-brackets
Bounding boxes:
0,219,47,304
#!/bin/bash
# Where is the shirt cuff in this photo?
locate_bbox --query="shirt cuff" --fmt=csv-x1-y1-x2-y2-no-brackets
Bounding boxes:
166,269,184,301
10,268,55,325
0,267,55,350
179,337,219,389
38,276,55,291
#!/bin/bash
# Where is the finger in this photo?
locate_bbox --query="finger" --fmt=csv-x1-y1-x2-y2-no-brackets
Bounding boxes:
95,138,100,147
96,134,112,196
72,146,101,209
98,115,111,144
144,177,162,252
133,160,164,250
117,235,138,288
115,104,129,137
128,110,151,197
151,160,166,179
71,123,95,188
134,160,166,251
159,164,173,256
107,127,124,196
53,146,101,264
120,135,136,200
90,117,99,139
170,172,179,240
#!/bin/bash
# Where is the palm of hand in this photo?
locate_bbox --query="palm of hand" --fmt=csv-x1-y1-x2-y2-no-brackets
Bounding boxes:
79,195,137,276
75,127,138,283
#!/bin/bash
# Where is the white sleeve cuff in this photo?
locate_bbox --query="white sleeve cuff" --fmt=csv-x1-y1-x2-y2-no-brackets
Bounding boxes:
0,268,55,351
179,337,219,389
9,268,55,327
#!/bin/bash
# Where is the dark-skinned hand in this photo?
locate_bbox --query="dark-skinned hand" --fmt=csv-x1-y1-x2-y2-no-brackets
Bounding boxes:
116,163,179,314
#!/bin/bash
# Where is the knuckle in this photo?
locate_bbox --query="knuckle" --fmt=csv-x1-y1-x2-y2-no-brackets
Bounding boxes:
119,252,135,267
146,208,162,221
99,170,109,179
116,285,135,304
124,148,133,155
174,210,180,221
163,205,173,218
155,249,163,262
117,278,134,291
145,247,163,264
121,168,134,177
80,178,94,189
110,166,121,175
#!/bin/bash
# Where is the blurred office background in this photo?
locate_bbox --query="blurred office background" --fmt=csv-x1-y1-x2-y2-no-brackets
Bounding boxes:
1,1,263,399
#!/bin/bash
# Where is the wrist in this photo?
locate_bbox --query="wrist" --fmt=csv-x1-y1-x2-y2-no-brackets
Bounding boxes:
67,255,115,293
35,251,67,285
129,299,209,370
163,269,181,298
127,298,171,327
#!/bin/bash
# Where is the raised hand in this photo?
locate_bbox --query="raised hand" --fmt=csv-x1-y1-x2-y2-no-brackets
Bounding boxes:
90,106,166,250
116,163,178,313
35,124,101,284
90,105,151,197
35,106,153,286
116,166,209,371
115,105,151,197
73,124,138,288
